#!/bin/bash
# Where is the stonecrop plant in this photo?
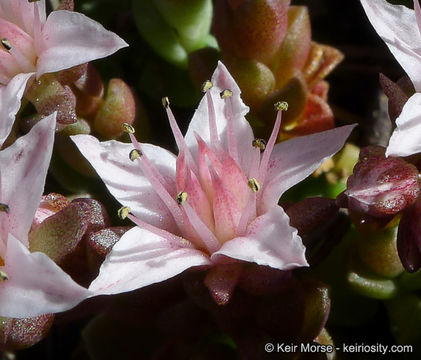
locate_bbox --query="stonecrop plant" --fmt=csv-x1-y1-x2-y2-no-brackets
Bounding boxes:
2,0,421,359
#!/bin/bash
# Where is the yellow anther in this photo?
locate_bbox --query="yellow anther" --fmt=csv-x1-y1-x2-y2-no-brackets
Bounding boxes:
129,149,142,161
162,97,170,109
176,191,188,205
201,80,213,93
0,203,9,213
248,178,261,193
0,271,8,281
1,39,11,51
122,123,135,134
274,101,288,111
252,138,267,151
117,206,131,220
220,89,233,99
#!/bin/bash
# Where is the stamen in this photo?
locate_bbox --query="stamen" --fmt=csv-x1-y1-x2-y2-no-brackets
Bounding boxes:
176,191,187,205
162,96,198,174
28,0,41,2
258,101,287,186
201,80,213,93
181,201,220,253
162,96,170,109
0,270,8,281
122,123,135,134
117,206,131,220
129,149,142,161
221,88,239,163
32,1,42,54
236,191,256,236
1,39,11,51
274,101,288,111
202,80,219,147
248,178,261,193
126,213,195,249
128,134,186,233
252,138,267,151
248,147,261,179
220,89,233,99
0,203,9,213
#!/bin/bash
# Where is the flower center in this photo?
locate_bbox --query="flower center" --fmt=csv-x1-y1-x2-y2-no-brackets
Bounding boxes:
0,3,41,84
122,84,285,255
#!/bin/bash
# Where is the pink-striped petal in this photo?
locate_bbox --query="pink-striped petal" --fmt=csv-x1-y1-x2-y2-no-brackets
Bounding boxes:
260,125,355,213
0,234,89,318
71,135,179,233
37,10,128,77
0,112,56,246
88,227,211,295
212,206,308,269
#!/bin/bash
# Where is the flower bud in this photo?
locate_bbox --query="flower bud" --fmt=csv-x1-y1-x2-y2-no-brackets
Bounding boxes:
224,57,275,109
274,6,311,87
344,146,420,218
214,0,289,64
94,79,136,138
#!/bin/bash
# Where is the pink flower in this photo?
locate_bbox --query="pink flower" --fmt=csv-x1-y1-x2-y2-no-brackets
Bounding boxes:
0,0,128,141
0,113,89,318
360,0,421,157
72,63,354,296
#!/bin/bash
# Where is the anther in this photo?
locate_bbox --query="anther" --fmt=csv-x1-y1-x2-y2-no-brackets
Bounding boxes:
0,271,8,281
129,149,142,161
0,203,9,213
201,80,213,93
117,206,131,220
122,123,135,134
274,101,288,111
176,191,188,205
1,39,11,51
162,97,170,109
252,138,267,151
248,178,261,193
28,0,40,2
220,89,233,99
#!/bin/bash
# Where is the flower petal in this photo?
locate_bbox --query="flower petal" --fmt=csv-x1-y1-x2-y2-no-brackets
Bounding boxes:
0,234,89,318
37,10,128,77
184,62,254,173
71,135,179,233
386,93,421,157
0,112,56,246
0,0,44,36
360,0,421,91
260,124,355,212
88,227,211,295
0,73,34,146
212,205,308,270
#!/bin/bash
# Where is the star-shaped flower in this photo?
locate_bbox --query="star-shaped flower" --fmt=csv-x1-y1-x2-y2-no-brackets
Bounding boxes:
0,0,128,142
0,113,89,318
73,63,354,297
